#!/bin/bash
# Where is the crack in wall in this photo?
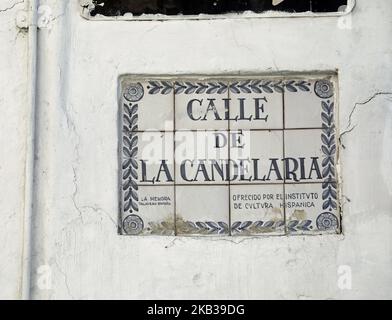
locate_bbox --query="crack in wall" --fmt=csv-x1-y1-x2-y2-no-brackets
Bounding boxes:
0,0,23,13
339,194,351,213
63,107,117,229
60,106,84,225
164,234,288,248
71,166,84,223
80,205,119,228
339,91,392,148
58,99,86,225
53,260,75,299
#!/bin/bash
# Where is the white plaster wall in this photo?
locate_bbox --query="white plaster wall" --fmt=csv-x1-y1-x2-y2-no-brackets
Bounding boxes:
1,0,391,299
0,0,28,299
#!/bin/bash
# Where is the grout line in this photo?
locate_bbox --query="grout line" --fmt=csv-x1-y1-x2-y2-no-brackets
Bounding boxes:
228,84,232,235
138,181,335,187
173,89,177,236
282,89,287,235
129,127,325,134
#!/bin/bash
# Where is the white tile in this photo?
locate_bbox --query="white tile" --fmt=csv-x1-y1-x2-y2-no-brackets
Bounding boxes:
230,184,285,235
121,185,175,236
229,79,284,130
176,185,229,236
230,130,284,184
121,79,174,131
284,78,335,129
175,80,229,130
284,129,337,183
285,183,340,234
122,131,174,186
175,130,229,184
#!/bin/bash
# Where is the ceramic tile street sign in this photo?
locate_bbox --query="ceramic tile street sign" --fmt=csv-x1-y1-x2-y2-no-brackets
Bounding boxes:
119,76,340,236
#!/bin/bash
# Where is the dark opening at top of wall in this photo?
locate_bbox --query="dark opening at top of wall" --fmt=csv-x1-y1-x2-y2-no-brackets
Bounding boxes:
90,0,348,17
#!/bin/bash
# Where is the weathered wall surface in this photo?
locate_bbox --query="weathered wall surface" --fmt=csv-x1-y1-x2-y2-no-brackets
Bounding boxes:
0,0,28,299
1,0,391,299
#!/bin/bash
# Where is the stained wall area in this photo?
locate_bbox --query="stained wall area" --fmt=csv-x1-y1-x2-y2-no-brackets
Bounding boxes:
0,0,391,299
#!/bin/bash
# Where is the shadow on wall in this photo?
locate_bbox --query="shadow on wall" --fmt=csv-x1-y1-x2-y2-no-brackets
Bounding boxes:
90,0,348,16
